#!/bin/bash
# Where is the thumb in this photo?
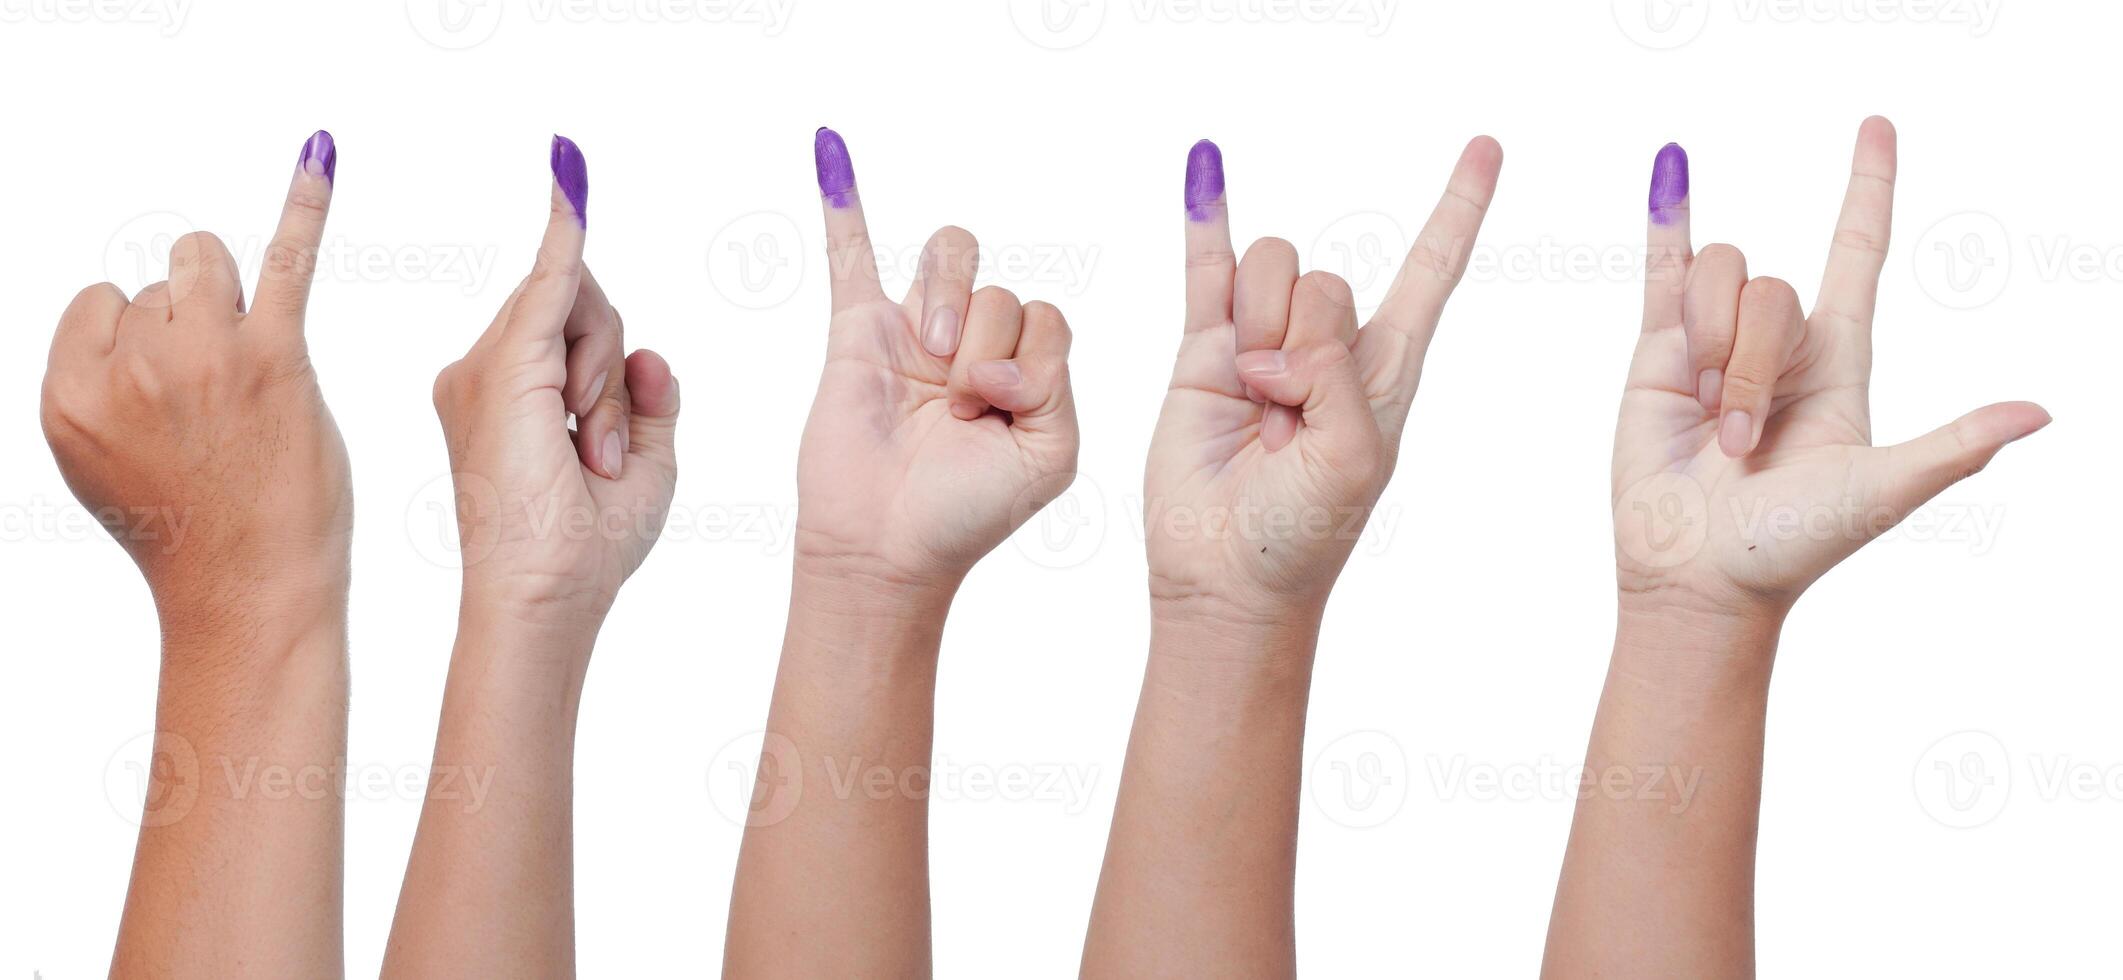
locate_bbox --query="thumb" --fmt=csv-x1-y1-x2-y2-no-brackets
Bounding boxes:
1869,401,2050,518
1235,342,1379,458
621,349,680,483
504,135,589,348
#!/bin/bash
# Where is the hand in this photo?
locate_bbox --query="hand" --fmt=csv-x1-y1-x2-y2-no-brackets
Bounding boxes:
792,128,1078,589
1612,117,2049,622
1144,138,1503,616
41,130,350,629
431,136,681,625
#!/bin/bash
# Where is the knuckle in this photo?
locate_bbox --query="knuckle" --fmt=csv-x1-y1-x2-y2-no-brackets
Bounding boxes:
1696,243,1746,270
1022,299,1070,333
1299,269,1354,303
972,284,1020,309
1741,275,1800,310
285,184,330,222
1244,237,1299,266
170,231,217,263
1400,238,1458,282
263,236,318,288
1831,225,1889,257
1721,371,1769,402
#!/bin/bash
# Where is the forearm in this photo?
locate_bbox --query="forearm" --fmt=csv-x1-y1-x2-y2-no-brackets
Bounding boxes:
1541,602,1782,979
114,604,350,979
1081,600,1322,979
722,563,953,978
382,608,596,979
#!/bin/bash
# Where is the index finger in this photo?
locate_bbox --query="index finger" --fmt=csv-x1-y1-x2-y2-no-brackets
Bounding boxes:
250,129,336,321
1182,139,1235,333
1370,135,1504,341
1814,115,1898,336
504,134,590,344
816,127,884,313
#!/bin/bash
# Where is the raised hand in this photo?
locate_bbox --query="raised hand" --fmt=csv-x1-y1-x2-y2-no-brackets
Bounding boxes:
792,126,1079,587
1613,117,2049,612
724,128,1080,978
1542,118,2048,978
385,137,679,977
1083,137,1502,978
1145,137,1504,617
41,131,351,977
428,136,681,622
44,131,351,627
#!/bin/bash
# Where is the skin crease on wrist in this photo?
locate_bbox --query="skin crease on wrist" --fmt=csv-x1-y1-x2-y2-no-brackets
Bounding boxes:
1539,117,2049,980
722,126,1081,978
1083,134,1503,978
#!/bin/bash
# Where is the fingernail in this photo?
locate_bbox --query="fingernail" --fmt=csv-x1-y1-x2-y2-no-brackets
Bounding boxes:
1184,139,1224,222
815,127,856,208
922,306,961,357
971,360,1021,387
1696,368,1722,412
1649,142,1688,225
601,431,623,479
1718,409,1753,457
581,370,609,415
551,135,588,227
1235,349,1287,378
2007,407,2054,444
298,130,337,183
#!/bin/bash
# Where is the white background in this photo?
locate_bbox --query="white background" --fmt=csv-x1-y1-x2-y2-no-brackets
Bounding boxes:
0,0,2113,975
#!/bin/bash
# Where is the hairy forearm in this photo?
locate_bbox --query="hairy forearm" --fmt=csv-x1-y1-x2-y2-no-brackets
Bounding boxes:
1081,600,1322,979
722,563,954,978
1541,602,1782,979
114,601,350,979
382,608,596,979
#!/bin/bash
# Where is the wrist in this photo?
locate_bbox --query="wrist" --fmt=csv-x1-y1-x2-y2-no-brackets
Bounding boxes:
156,576,348,671
1611,596,1785,700
440,607,602,730
790,553,960,625
1148,593,1324,699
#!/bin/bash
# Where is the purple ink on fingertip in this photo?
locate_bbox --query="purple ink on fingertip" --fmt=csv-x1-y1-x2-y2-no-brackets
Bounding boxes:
551,135,588,227
815,127,856,208
1648,142,1689,225
298,130,337,184
1184,139,1224,221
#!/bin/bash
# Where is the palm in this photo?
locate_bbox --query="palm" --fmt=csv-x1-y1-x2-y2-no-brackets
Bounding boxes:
798,298,1053,578
1145,322,1379,604
1615,311,1876,598
1613,119,2047,608
447,305,673,599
